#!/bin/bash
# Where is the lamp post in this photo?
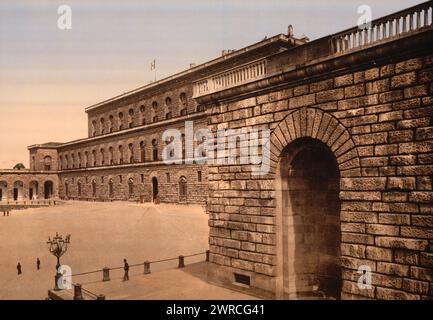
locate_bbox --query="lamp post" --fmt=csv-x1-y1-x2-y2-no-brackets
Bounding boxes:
47,233,70,291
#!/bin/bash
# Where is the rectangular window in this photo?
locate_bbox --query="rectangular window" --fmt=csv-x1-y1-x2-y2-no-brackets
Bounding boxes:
166,172,170,183
141,174,144,183
119,175,123,183
101,176,104,183
197,171,202,182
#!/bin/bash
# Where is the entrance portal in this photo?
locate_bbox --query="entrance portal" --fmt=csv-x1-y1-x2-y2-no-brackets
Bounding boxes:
280,138,341,299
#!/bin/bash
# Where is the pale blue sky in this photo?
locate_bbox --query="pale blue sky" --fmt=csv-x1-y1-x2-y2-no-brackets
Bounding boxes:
0,0,420,167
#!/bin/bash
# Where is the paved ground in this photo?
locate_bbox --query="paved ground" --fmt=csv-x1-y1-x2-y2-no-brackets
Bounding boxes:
58,262,255,300
0,201,253,300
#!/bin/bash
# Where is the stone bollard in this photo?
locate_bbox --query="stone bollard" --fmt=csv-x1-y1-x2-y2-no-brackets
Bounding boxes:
143,261,151,274
206,250,210,262
102,267,110,281
73,283,84,300
96,294,106,300
178,255,185,268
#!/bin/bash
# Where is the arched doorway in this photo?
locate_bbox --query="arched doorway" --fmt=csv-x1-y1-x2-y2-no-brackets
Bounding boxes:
92,180,97,198
44,181,53,199
279,138,341,299
128,178,134,198
109,179,114,198
152,177,158,202
0,181,7,202
13,181,24,201
179,176,187,202
29,181,39,200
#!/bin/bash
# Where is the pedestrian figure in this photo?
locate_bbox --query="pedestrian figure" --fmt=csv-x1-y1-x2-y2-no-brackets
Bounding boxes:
36,258,41,270
3,211,5,216
17,262,22,275
7,211,9,216
123,259,129,281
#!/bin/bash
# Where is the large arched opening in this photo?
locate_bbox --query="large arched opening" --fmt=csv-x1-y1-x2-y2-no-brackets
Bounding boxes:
0,181,7,202
44,181,54,199
278,137,341,299
29,180,39,200
13,181,24,201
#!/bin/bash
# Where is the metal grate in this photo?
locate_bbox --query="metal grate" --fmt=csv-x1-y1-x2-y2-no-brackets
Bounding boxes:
234,273,251,286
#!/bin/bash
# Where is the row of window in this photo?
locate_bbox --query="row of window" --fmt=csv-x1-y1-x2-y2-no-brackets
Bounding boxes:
58,135,201,170
63,172,202,198
90,92,206,137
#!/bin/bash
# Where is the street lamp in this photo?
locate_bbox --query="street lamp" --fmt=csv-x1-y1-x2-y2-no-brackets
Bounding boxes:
47,233,70,291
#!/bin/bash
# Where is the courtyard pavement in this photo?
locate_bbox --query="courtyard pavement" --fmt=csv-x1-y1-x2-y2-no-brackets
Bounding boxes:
0,201,254,300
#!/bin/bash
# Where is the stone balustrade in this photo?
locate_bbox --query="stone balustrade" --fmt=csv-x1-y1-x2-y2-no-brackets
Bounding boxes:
332,1,433,53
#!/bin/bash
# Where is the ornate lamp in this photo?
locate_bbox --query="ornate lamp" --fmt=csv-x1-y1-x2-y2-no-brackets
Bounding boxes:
47,233,70,291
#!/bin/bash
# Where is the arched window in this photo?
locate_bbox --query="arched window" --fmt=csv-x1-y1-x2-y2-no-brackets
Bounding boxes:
128,108,134,128
100,148,105,166
59,156,63,170
109,115,114,133
71,154,75,168
118,112,124,130
109,179,114,198
77,152,81,168
165,97,172,120
128,143,134,163
179,92,187,116
77,181,82,196
44,156,52,171
65,155,69,169
152,101,158,123
92,180,97,197
100,118,105,135
65,181,69,198
91,120,97,137
152,139,158,161
109,147,114,165
140,141,146,162
92,150,96,167
140,105,146,125
128,178,134,198
84,151,89,167
118,145,123,164
179,176,187,202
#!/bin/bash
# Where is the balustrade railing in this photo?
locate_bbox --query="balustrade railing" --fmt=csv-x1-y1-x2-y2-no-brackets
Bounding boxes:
193,59,267,97
332,1,433,53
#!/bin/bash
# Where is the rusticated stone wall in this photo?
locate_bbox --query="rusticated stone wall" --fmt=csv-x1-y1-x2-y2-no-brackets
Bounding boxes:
206,53,433,299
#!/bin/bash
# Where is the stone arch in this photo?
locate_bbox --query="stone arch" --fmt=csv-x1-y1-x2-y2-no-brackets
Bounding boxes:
271,107,360,300
29,180,39,200
270,107,360,176
13,180,24,201
0,181,7,202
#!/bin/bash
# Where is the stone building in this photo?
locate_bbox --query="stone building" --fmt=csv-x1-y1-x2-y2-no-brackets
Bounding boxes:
0,1,432,299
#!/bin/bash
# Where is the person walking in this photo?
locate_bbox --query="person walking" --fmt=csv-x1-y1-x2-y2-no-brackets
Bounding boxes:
36,258,41,270
17,262,22,275
123,259,129,281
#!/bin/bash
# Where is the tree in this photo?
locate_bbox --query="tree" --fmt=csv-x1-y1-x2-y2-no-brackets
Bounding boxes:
13,163,25,170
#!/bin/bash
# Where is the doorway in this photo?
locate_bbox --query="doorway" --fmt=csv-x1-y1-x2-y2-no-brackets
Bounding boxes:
279,138,341,299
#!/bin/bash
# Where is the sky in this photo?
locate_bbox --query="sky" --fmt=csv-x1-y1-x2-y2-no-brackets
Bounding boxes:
0,0,420,168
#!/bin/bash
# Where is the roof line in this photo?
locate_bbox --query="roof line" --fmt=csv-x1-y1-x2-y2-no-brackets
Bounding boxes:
84,33,289,113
